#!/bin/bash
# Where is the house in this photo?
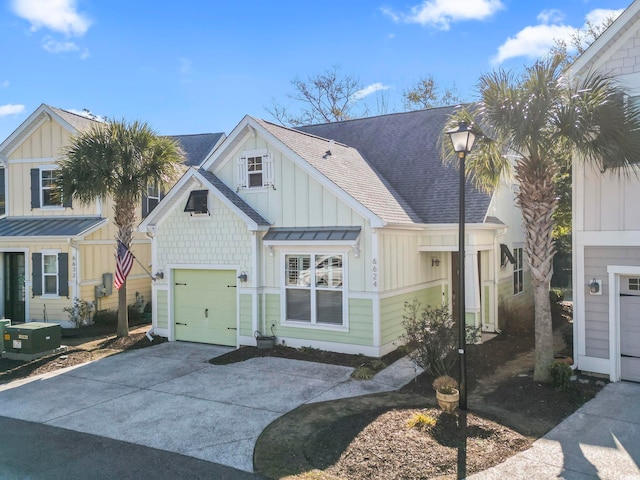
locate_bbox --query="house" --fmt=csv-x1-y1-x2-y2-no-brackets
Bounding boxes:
570,1,640,382
140,107,531,356
0,104,224,326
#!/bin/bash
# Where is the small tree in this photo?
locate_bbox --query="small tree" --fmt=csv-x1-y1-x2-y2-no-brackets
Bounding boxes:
401,300,457,378
403,74,463,110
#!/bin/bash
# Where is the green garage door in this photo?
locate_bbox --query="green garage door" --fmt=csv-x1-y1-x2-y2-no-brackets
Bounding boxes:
173,269,237,346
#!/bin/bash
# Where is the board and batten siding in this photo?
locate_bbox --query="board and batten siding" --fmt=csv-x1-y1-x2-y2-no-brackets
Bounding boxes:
380,286,444,345
582,246,640,359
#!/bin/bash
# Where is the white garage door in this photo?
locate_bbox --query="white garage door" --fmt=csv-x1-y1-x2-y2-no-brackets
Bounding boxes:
173,269,237,346
620,276,640,382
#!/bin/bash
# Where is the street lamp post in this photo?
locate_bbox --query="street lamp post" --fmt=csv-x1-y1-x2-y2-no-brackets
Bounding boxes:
446,121,476,411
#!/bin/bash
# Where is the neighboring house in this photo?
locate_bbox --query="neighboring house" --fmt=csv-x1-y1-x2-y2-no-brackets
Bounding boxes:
571,1,640,382
140,108,531,356
0,104,224,326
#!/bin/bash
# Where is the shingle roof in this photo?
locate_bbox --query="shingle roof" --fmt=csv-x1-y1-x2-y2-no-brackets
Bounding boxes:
0,217,106,237
297,108,492,224
255,118,418,224
171,133,224,167
47,105,102,132
197,169,270,227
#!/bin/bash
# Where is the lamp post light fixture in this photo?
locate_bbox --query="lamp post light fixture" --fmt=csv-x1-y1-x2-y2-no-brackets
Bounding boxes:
446,121,477,411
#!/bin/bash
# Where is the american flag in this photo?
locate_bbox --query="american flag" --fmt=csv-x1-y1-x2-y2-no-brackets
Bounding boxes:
115,240,134,290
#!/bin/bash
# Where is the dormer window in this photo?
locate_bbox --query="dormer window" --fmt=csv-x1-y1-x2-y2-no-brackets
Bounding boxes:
184,190,209,215
236,149,274,190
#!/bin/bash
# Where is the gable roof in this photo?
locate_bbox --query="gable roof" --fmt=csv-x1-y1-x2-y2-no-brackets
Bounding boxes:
252,118,418,225
297,107,492,224
170,133,225,167
570,1,640,76
0,104,101,159
139,166,270,231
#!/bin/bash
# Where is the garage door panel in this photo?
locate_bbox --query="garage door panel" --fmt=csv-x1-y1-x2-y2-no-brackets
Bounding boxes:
174,269,237,346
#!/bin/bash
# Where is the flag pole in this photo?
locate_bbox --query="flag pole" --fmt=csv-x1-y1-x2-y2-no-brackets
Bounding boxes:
117,243,157,281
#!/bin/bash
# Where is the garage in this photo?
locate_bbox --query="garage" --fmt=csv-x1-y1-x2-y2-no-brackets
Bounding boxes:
620,276,640,382
173,269,237,346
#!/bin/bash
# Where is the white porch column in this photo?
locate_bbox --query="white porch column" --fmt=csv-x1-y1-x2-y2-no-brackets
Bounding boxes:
465,251,481,327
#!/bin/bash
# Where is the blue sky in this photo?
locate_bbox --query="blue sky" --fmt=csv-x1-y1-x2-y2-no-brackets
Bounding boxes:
0,0,631,141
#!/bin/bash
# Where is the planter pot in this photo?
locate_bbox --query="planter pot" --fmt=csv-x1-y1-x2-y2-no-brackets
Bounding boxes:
436,389,459,414
256,336,276,349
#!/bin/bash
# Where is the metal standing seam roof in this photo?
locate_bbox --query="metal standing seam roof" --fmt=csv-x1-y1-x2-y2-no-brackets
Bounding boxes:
0,217,107,237
263,226,361,242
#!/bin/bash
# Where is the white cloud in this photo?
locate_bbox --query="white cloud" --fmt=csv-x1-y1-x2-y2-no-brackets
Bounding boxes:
11,0,91,36
0,104,25,117
382,0,504,30
537,9,564,24
492,24,575,64
43,37,79,53
586,8,623,27
0,81,9,88
354,83,391,100
492,8,624,65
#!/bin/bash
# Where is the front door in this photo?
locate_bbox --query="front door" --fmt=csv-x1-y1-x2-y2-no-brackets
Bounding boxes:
173,269,237,346
4,253,25,323
620,276,640,382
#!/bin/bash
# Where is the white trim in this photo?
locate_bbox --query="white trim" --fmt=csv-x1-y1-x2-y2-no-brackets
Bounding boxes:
271,336,379,357
576,230,640,246
7,157,56,165
40,249,61,297
379,280,448,299
576,356,612,376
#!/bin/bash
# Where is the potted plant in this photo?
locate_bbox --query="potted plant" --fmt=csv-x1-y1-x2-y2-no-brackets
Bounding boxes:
432,375,459,414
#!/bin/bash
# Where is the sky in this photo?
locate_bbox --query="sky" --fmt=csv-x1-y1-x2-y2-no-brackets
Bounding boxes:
0,0,632,141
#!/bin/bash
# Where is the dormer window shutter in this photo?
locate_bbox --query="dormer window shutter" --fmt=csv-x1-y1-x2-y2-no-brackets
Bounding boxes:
236,156,248,190
263,153,274,187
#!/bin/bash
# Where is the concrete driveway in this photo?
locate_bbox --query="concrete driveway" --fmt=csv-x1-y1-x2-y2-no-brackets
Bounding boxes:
0,341,419,472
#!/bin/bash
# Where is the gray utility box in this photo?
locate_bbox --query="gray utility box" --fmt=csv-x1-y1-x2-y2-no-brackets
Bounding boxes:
0,319,10,352
4,322,61,354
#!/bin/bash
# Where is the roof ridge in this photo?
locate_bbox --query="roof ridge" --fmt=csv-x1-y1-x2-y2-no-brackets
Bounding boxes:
256,118,351,149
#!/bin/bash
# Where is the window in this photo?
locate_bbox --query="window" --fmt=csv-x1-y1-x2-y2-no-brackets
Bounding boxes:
43,254,58,295
146,182,160,214
41,169,62,207
513,247,524,295
629,278,640,291
236,150,274,189
285,254,344,326
184,190,209,215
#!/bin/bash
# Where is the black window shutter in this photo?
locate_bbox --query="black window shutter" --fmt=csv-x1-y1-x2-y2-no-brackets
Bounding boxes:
32,253,42,296
58,253,69,297
142,194,149,218
30,169,40,209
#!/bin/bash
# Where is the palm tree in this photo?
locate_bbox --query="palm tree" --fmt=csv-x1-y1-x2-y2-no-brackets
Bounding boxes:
58,119,184,337
443,55,640,381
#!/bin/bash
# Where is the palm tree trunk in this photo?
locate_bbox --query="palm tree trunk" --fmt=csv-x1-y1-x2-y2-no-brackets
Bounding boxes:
516,161,557,382
117,281,129,337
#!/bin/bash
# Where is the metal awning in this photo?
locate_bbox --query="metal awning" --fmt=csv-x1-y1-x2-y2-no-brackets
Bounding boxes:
263,226,361,243
0,217,107,238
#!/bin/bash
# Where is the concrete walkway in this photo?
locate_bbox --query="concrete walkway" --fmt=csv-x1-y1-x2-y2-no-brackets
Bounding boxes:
0,341,421,473
469,381,640,479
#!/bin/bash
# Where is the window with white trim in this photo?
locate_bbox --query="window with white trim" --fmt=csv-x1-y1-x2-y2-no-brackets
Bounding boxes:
146,182,160,214
41,169,62,207
285,254,344,326
513,247,524,295
629,278,640,291
43,254,58,295
236,150,274,190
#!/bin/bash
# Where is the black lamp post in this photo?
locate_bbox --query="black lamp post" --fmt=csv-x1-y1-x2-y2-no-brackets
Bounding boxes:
446,121,476,411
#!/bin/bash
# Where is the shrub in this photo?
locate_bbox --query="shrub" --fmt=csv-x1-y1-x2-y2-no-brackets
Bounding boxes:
498,301,534,335
93,306,143,326
407,412,437,430
432,375,458,394
351,366,375,380
549,362,572,390
63,298,95,328
401,300,457,378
